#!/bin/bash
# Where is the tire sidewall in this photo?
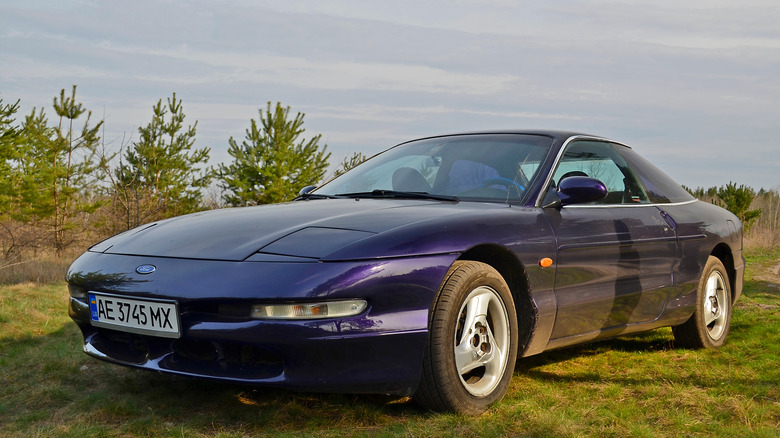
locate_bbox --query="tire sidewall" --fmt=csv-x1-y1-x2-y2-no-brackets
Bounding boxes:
696,257,732,349
428,261,519,413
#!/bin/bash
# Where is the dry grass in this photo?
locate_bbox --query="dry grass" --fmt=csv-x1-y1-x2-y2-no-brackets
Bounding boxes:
745,189,780,250
0,250,83,285
744,229,780,252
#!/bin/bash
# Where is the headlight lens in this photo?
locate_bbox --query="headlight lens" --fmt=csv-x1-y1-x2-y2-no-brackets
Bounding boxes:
251,300,367,320
68,284,87,299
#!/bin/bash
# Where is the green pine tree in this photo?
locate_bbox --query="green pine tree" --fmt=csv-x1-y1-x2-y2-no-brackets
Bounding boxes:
15,108,57,222
0,98,22,215
219,102,330,206
716,182,762,232
0,87,102,255
50,86,103,254
113,93,212,228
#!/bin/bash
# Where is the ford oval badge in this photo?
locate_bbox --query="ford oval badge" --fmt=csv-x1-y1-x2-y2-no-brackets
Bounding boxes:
136,264,156,275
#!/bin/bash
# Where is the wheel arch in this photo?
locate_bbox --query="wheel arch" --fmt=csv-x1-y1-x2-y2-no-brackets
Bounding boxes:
710,243,737,304
457,244,536,353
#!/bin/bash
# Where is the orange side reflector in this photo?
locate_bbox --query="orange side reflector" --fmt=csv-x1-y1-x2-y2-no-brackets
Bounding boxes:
539,257,553,268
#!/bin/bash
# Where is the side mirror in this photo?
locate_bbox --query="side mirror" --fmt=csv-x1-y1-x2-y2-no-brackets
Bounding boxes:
558,176,608,206
298,185,317,197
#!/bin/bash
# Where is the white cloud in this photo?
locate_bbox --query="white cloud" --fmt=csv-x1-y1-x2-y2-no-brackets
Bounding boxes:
86,42,519,95
1,0,778,189
302,104,583,124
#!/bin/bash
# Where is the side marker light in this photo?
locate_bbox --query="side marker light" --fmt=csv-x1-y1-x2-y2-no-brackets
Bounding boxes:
539,257,553,268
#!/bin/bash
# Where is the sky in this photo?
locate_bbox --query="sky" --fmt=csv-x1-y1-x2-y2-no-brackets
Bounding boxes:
1,0,779,190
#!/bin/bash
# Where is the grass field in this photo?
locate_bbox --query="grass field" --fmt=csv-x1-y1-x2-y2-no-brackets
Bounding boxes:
1,249,778,437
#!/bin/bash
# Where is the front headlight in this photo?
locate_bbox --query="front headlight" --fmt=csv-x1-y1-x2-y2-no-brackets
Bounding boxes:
250,300,368,320
68,284,87,299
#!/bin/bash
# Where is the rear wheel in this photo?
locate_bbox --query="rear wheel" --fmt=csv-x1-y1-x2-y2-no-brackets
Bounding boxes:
673,256,732,349
414,261,518,414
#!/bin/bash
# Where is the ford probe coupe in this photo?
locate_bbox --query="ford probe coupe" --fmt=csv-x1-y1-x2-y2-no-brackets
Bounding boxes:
67,131,743,414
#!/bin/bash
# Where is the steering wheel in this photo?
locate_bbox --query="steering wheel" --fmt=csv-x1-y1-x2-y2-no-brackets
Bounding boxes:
477,177,526,192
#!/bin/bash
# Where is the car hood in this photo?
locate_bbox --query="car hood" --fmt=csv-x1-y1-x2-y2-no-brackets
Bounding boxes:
90,199,512,261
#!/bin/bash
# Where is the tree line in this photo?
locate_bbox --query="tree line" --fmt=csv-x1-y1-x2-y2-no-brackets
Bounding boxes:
685,183,779,247
0,86,362,259
1,86,776,261
685,183,762,231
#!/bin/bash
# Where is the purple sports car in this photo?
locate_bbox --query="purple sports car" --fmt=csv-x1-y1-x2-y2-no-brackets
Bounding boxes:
67,131,743,413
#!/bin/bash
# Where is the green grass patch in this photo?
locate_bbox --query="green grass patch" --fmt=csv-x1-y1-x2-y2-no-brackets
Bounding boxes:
1,249,778,437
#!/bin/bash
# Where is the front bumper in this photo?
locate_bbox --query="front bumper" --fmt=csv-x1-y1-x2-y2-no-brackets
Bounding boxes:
67,252,457,395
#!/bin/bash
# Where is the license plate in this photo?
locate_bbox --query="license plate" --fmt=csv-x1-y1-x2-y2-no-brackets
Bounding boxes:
88,293,181,338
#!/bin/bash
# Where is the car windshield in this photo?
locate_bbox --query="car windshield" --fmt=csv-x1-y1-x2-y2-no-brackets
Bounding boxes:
314,134,553,203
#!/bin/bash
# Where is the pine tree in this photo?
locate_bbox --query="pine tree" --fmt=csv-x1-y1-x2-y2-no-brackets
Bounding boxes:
0,98,21,215
716,182,762,231
1,87,102,255
219,102,330,206
113,93,212,228
50,86,103,254
15,108,57,222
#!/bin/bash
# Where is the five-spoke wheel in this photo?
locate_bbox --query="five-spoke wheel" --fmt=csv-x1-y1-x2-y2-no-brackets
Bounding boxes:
414,261,518,414
673,256,732,349
454,285,511,397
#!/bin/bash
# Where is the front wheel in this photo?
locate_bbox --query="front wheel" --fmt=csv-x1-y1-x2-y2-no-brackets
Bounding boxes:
672,256,732,349
414,261,518,414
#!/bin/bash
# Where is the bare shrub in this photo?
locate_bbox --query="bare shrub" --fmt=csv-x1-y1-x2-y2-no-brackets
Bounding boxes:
0,248,81,284
745,188,780,251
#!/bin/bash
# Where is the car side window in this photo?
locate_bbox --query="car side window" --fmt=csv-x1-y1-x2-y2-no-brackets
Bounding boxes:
552,140,649,205
616,147,695,204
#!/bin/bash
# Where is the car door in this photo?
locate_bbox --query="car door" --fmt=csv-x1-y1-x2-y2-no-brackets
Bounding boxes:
542,139,678,342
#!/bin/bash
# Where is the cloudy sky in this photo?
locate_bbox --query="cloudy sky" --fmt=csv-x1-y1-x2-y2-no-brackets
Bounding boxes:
2,0,778,189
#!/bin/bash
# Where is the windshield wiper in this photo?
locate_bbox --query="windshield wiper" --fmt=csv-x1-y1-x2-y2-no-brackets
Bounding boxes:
336,189,459,203
293,193,346,201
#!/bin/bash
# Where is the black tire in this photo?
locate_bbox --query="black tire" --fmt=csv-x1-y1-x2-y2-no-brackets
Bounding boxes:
414,261,518,414
672,256,732,349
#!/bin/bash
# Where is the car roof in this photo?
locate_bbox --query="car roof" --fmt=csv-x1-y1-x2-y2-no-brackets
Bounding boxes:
413,131,637,154
398,130,620,146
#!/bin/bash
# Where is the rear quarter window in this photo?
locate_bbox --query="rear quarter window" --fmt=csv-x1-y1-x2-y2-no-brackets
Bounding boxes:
616,147,694,204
